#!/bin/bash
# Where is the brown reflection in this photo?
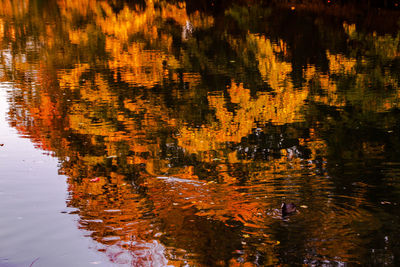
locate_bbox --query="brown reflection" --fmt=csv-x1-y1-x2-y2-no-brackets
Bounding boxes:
1,0,400,266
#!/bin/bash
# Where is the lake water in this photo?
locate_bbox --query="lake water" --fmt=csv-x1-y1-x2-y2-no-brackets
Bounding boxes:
0,0,399,266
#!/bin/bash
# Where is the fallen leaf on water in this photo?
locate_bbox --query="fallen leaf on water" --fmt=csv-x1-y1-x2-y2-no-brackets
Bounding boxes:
90,177,100,182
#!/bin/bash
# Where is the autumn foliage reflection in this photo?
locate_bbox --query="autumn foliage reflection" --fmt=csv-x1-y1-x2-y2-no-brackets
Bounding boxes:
1,0,400,265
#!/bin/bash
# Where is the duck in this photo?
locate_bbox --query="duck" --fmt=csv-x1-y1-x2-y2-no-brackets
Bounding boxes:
281,202,297,216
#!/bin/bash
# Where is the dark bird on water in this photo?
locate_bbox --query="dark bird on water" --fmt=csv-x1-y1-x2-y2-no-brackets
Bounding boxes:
281,202,297,216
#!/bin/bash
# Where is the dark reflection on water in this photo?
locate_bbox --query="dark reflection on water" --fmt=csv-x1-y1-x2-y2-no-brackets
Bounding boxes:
1,0,400,265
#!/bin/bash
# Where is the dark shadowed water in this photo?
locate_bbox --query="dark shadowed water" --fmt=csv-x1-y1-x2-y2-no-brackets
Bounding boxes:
0,0,400,266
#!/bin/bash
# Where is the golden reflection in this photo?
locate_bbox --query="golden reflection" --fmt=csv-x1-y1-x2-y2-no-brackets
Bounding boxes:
178,79,308,153
248,34,293,92
0,0,29,17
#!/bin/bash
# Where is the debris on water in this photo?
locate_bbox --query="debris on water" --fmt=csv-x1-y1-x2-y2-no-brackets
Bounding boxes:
381,201,392,205
156,176,204,186
30,257,40,267
300,205,308,209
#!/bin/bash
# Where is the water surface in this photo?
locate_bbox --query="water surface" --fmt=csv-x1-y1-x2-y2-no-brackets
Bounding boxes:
1,0,400,266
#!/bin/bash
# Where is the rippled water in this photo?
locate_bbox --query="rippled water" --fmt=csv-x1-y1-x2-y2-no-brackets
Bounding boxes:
1,0,400,266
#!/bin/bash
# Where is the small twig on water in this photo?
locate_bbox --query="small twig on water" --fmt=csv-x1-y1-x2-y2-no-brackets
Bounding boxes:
29,257,40,267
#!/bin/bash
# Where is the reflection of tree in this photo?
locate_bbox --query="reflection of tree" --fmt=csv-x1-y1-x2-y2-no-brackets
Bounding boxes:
1,0,400,265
